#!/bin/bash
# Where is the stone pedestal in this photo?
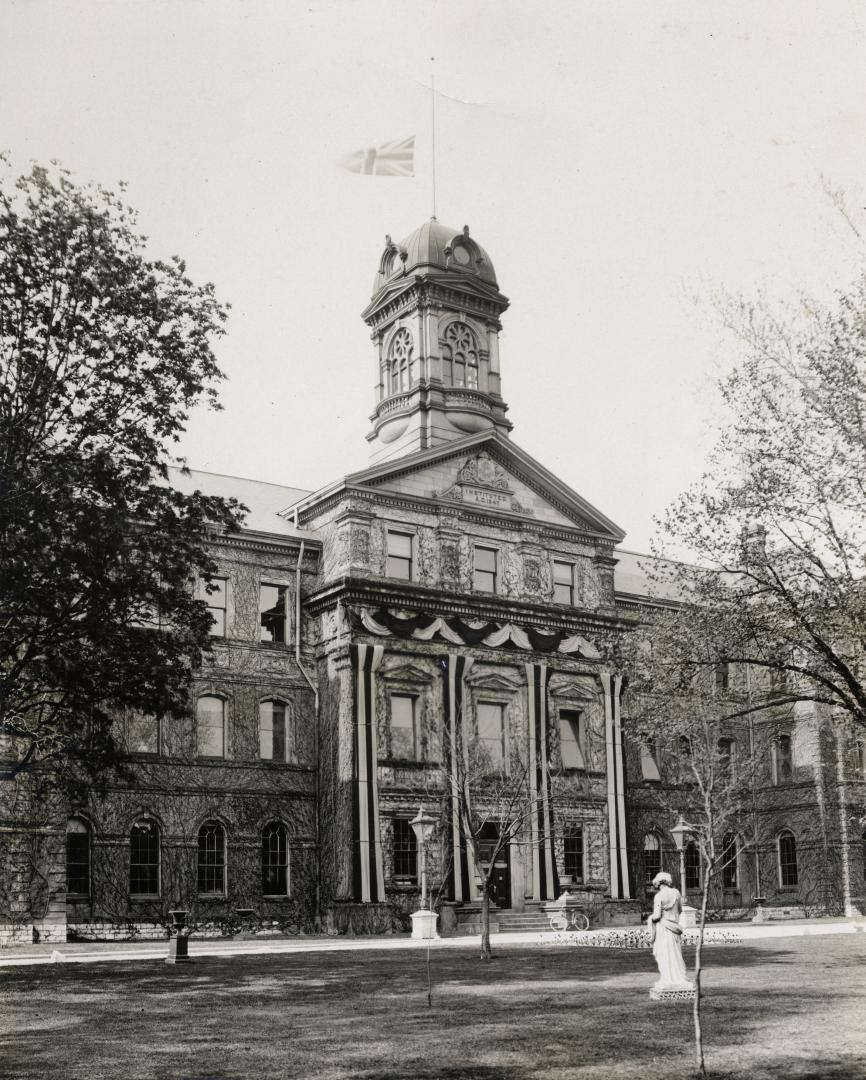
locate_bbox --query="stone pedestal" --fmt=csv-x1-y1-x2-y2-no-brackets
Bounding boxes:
650,984,696,1002
679,906,698,928
410,909,439,940
166,909,191,964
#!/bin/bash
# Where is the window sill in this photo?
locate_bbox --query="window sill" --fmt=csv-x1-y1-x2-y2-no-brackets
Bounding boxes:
261,894,292,901
130,894,161,901
380,758,431,768
197,893,227,900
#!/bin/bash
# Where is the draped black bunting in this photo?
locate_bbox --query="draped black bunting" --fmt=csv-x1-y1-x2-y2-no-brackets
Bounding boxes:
441,654,474,902
349,606,590,655
350,643,386,903
527,662,559,901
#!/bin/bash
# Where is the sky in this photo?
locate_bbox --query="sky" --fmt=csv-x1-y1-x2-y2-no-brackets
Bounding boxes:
3,0,866,550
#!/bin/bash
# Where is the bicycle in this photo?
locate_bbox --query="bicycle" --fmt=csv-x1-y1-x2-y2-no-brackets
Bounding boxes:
546,907,590,932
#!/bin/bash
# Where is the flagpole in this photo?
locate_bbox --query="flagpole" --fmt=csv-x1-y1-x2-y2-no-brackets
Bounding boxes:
431,64,437,221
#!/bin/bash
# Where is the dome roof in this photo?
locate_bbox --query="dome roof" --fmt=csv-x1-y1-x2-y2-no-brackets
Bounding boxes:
373,219,498,295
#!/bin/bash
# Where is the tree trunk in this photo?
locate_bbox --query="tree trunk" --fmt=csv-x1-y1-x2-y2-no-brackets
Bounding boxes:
480,881,492,960
692,873,711,1077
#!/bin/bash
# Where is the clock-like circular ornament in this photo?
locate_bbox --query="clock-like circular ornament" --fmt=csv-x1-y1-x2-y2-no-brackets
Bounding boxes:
452,244,471,265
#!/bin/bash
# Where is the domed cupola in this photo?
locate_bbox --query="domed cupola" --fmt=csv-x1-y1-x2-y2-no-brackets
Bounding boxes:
363,219,512,465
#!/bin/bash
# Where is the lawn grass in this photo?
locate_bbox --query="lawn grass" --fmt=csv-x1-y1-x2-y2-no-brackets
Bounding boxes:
1,934,864,1080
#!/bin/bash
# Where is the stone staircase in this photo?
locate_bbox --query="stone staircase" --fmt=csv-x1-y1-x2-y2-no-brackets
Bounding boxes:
454,905,552,935
494,910,553,933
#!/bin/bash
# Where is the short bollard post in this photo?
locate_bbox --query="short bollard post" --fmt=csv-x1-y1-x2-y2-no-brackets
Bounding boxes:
166,909,191,964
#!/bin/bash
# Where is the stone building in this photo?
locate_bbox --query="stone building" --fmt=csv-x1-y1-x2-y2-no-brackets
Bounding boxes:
2,219,864,944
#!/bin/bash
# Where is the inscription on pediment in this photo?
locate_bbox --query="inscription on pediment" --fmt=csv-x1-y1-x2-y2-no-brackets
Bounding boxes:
437,451,532,516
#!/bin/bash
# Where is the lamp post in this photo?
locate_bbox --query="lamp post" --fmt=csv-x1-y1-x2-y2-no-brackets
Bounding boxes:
409,806,439,940
669,815,697,928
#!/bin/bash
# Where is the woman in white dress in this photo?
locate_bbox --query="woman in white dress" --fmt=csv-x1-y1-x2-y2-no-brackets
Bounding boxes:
648,871,692,990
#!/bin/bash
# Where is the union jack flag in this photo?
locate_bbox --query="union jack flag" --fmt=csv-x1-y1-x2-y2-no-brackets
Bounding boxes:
344,136,415,177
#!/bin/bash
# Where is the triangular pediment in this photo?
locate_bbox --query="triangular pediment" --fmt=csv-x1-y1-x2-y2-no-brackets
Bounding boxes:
327,432,624,540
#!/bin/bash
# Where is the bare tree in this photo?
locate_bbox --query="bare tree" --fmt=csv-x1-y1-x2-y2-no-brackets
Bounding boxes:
625,608,780,1078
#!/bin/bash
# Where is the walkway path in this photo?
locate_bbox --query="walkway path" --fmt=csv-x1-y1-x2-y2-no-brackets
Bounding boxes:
1,915,863,969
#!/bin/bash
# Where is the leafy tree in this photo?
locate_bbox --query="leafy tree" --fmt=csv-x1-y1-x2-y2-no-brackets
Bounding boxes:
652,273,866,734
0,159,243,793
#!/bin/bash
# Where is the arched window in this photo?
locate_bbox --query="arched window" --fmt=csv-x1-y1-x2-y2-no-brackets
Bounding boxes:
441,322,478,389
197,822,226,894
130,820,160,895
721,832,738,889
260,700,291,763
66,818,91,897
261,822,289,895
684,841,701,891
197,696,225,758
388,328,414,395
778,830,798,888
643,832,662,885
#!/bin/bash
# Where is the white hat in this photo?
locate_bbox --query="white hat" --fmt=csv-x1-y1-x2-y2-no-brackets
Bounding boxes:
652,871,673,887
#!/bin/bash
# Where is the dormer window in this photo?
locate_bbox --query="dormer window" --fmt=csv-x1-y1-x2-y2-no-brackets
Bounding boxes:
442,322,478,389
388,328,414,395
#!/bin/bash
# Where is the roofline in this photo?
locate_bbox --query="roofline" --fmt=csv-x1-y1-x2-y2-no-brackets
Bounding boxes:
283,430,626,541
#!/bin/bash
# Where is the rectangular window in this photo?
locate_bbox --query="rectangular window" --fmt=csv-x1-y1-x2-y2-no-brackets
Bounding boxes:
260,702,288,762
563,827,584,882
390,695,417,759
66,824,90,897
643,834,661,885
774,734,793,784
476,702,505,769
386,531,413,580
127,713,160,756
640,738,661,782
196,576,227,637
722,834,738,889
718,737,735,777
553,560,575,605
196,697,225,758
559,709,585,769
684,843,701,891
473,546,497,592
260,584,288,644
392,819,418,879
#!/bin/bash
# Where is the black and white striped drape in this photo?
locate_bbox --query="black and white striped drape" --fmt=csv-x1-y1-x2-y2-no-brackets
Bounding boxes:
350,643,386,903
526,661,559,901
442,653,475,902
603,672,631,899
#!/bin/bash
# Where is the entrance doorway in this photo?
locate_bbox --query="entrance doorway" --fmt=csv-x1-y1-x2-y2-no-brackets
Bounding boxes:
477,823,511,909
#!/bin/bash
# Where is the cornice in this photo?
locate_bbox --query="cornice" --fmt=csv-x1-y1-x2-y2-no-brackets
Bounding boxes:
362,275,508,328
302,483,611,545
305,575,637,636
209,530,322,559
